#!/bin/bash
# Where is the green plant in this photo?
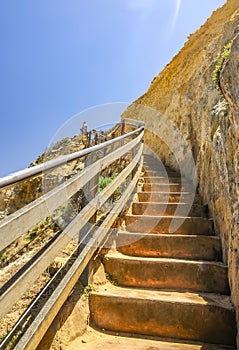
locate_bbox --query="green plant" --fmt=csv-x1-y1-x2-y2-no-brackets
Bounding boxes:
98,175,123,203
6,334,19,350
113,185,123,201
98,175,116,192
27,230,37,241
26,290,34,299
83,284,95,297
105,272,119,286
1,253,8,262
212,41,232,90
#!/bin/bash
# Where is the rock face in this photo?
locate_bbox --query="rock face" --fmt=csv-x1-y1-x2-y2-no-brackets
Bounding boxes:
123,0,239,346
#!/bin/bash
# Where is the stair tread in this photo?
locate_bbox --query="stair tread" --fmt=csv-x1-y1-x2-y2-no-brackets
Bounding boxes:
132,202,208,217
137,192,203,205
104,251,229,293
142,191,192,194
138,191,200,198
118,230,219,239
105,250,226,266
143,178,183,182
143,175,182,178
68,333,235,350
134,201,203,205
127,213,209,218
92,284,233,309
143,183,191,186
138,191,196,197
125,214,213,235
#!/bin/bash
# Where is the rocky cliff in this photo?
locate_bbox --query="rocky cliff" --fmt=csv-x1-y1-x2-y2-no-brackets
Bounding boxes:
123,0,239,346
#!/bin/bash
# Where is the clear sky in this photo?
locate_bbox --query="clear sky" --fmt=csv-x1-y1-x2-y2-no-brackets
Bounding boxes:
0,0,225,176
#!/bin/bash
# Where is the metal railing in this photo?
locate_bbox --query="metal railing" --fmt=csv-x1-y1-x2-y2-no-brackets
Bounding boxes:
0,118,144,349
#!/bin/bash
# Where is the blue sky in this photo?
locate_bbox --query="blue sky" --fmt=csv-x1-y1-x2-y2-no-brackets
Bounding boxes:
0,0,225,176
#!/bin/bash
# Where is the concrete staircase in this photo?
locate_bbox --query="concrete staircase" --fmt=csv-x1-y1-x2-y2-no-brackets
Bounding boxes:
88,155,236,349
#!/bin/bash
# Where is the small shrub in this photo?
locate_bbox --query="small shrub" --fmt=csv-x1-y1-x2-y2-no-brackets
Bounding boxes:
212,41,232,90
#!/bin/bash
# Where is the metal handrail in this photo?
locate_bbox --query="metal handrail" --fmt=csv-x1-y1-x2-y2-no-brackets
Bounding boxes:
123,117,144,126
14,156,144,350
0,117,144,349
0,143,144,319
0,125,143,189
0,132,144,253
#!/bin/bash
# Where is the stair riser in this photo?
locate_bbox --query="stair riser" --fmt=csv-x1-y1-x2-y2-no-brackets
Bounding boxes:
143,164,178,171
143,161,177,169
90,295,236,346
143,170,180,177
104,257,229,294
144,177,182,184
117,234,222,261
132,203,208,217
137,192,202,205
143,161,175,167
143,166,178,171
125,216,213,235
143,184,193,192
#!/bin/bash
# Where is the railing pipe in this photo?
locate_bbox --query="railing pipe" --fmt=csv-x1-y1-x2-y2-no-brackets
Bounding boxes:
0,117,144,347
0,126,143,189
122,117,144,126
0,132,144,252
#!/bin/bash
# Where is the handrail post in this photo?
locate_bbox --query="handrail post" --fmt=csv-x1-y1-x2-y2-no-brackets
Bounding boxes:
120,120,125,136
94,131,98,146
120,120,126,149
87,131,92,148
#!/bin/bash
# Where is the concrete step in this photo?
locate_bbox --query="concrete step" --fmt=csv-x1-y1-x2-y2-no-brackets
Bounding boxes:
143,155,161,160
132,202,208,217
137,192,203,205
125,215,213,235
143,167,179,173
143,162,179,170
143,183,193,192
104,251,229,294
117,231,222,261
90,285,236,346
144,176,182,183
143,168,180,177
69,334,236,350
143,159,174,166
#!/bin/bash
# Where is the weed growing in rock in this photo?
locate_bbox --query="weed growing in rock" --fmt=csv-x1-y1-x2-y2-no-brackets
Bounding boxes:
83,284,95,297
212,41,232,90
1,253,8,262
